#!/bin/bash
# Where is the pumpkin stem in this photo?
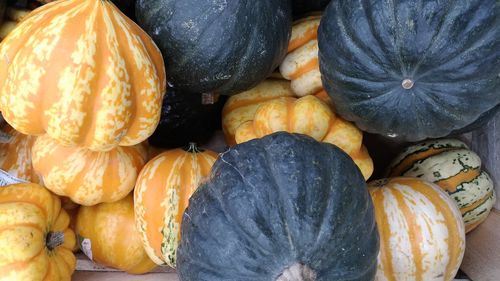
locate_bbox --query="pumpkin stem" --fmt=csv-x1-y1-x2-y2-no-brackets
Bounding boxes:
402,79,414,89
46,231,65,251
184,142,204,153
276,263,317,281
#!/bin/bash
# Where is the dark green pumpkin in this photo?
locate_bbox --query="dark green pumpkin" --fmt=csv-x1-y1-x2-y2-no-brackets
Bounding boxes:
135,0,292,96
177,132,379,281
318,0,500,141
291,0,331,18
148,87,225,148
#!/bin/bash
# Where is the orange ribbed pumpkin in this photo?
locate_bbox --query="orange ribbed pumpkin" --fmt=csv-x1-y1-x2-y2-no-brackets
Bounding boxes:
0,0,166,151
280,15,322,97
369,178,465,281
75,194,156,274
134,143,218,267
0,183,76,280
31,135,148,206
0,125,41,183
235,95,373,179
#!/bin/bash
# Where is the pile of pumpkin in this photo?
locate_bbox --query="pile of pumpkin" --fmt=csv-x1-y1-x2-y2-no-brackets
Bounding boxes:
0,0,498,280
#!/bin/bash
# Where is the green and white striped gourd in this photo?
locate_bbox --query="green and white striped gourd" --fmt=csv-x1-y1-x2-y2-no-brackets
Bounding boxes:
388,139,496,233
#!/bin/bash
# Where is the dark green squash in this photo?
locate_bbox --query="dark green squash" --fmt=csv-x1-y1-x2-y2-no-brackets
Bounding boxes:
318,0,500,141
291,0,331,18
148,87,225,148
177,132,379,281
135,0,292,96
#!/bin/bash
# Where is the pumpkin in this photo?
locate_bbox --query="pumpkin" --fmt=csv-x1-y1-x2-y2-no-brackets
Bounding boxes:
291,0,330,18
148,88,224,148
75,194,156,274
61,198,80,253
0,0,166,151
318,0,500,141
235,95,374,179
31,135,148,206
368,177,465,281
177,132,379,281
135,0,291,96
134,143,218,267
387,139,496,233
222,79,296,145
0,125,42,183
0,183,76,280
280,15,323,97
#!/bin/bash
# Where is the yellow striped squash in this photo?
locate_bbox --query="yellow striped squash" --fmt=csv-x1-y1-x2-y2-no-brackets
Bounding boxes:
31,134,148,206
369,177,465,281
235,95,374,180
388,139,496,233
0,183,76,280
0,0,166,151
134,143,218,267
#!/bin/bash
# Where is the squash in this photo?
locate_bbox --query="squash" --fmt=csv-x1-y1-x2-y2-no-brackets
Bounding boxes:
75,194,156,274
0,124,42,183
387,139,496,233
280,15,323,97
177,132,379,281
148,87,224,148
0,0,166,151
318,0,500,141
31,135,148,206
235,95,374,179
0,183,76,280
61,198,80,253
135,0,291,96
368,177,465,281
134,143,217,267
222,79,296,145
292,0,330,18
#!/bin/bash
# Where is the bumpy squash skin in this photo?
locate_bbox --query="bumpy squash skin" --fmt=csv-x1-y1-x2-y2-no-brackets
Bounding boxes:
135,0,292,96
318,0,500,141
177,132,379,281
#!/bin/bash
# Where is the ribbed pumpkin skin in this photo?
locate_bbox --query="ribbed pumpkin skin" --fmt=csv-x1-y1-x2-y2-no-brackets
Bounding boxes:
0,126,42,183
75,195,156,274
31,135,148,206
135,0,291,96
222,79,296,145
0,0,166,151
235,95,374,179
280,16,322,97
177,132,379,281
388,139,496,233
134,144,218,267
0,183,76,281
318,0,500,141
369,178,465,281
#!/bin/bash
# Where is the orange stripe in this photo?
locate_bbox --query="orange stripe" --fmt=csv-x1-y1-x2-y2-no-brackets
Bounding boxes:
288,58,319,80
288,26,318,52
435,168,481,193
461,190,494,215
389,147,453,177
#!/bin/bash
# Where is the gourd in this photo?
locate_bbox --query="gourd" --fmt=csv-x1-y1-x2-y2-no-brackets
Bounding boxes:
318,0,500,141
31,135,148,206
75,194,157,274
135,0,291,96
235,95,374,179
0,183,76,280
369,177,465,281
0,0,166,151
177,132,379,281
387,139,496,232
134,143,218,267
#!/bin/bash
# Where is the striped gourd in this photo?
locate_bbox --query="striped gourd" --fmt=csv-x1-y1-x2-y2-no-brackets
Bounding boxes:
280,15,322,97
134,143,218,267
31,135,148,206
369,177,465,281
0,125,42,183
235,95,374,180
388,139,496,232
0,0,166,151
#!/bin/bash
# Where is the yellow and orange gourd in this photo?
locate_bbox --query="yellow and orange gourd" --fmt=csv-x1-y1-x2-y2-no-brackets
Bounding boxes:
0,0,166,151
134,143,218,267
369,178,465,281
31,135,148,206
0,183,76,280
235,95,373,179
